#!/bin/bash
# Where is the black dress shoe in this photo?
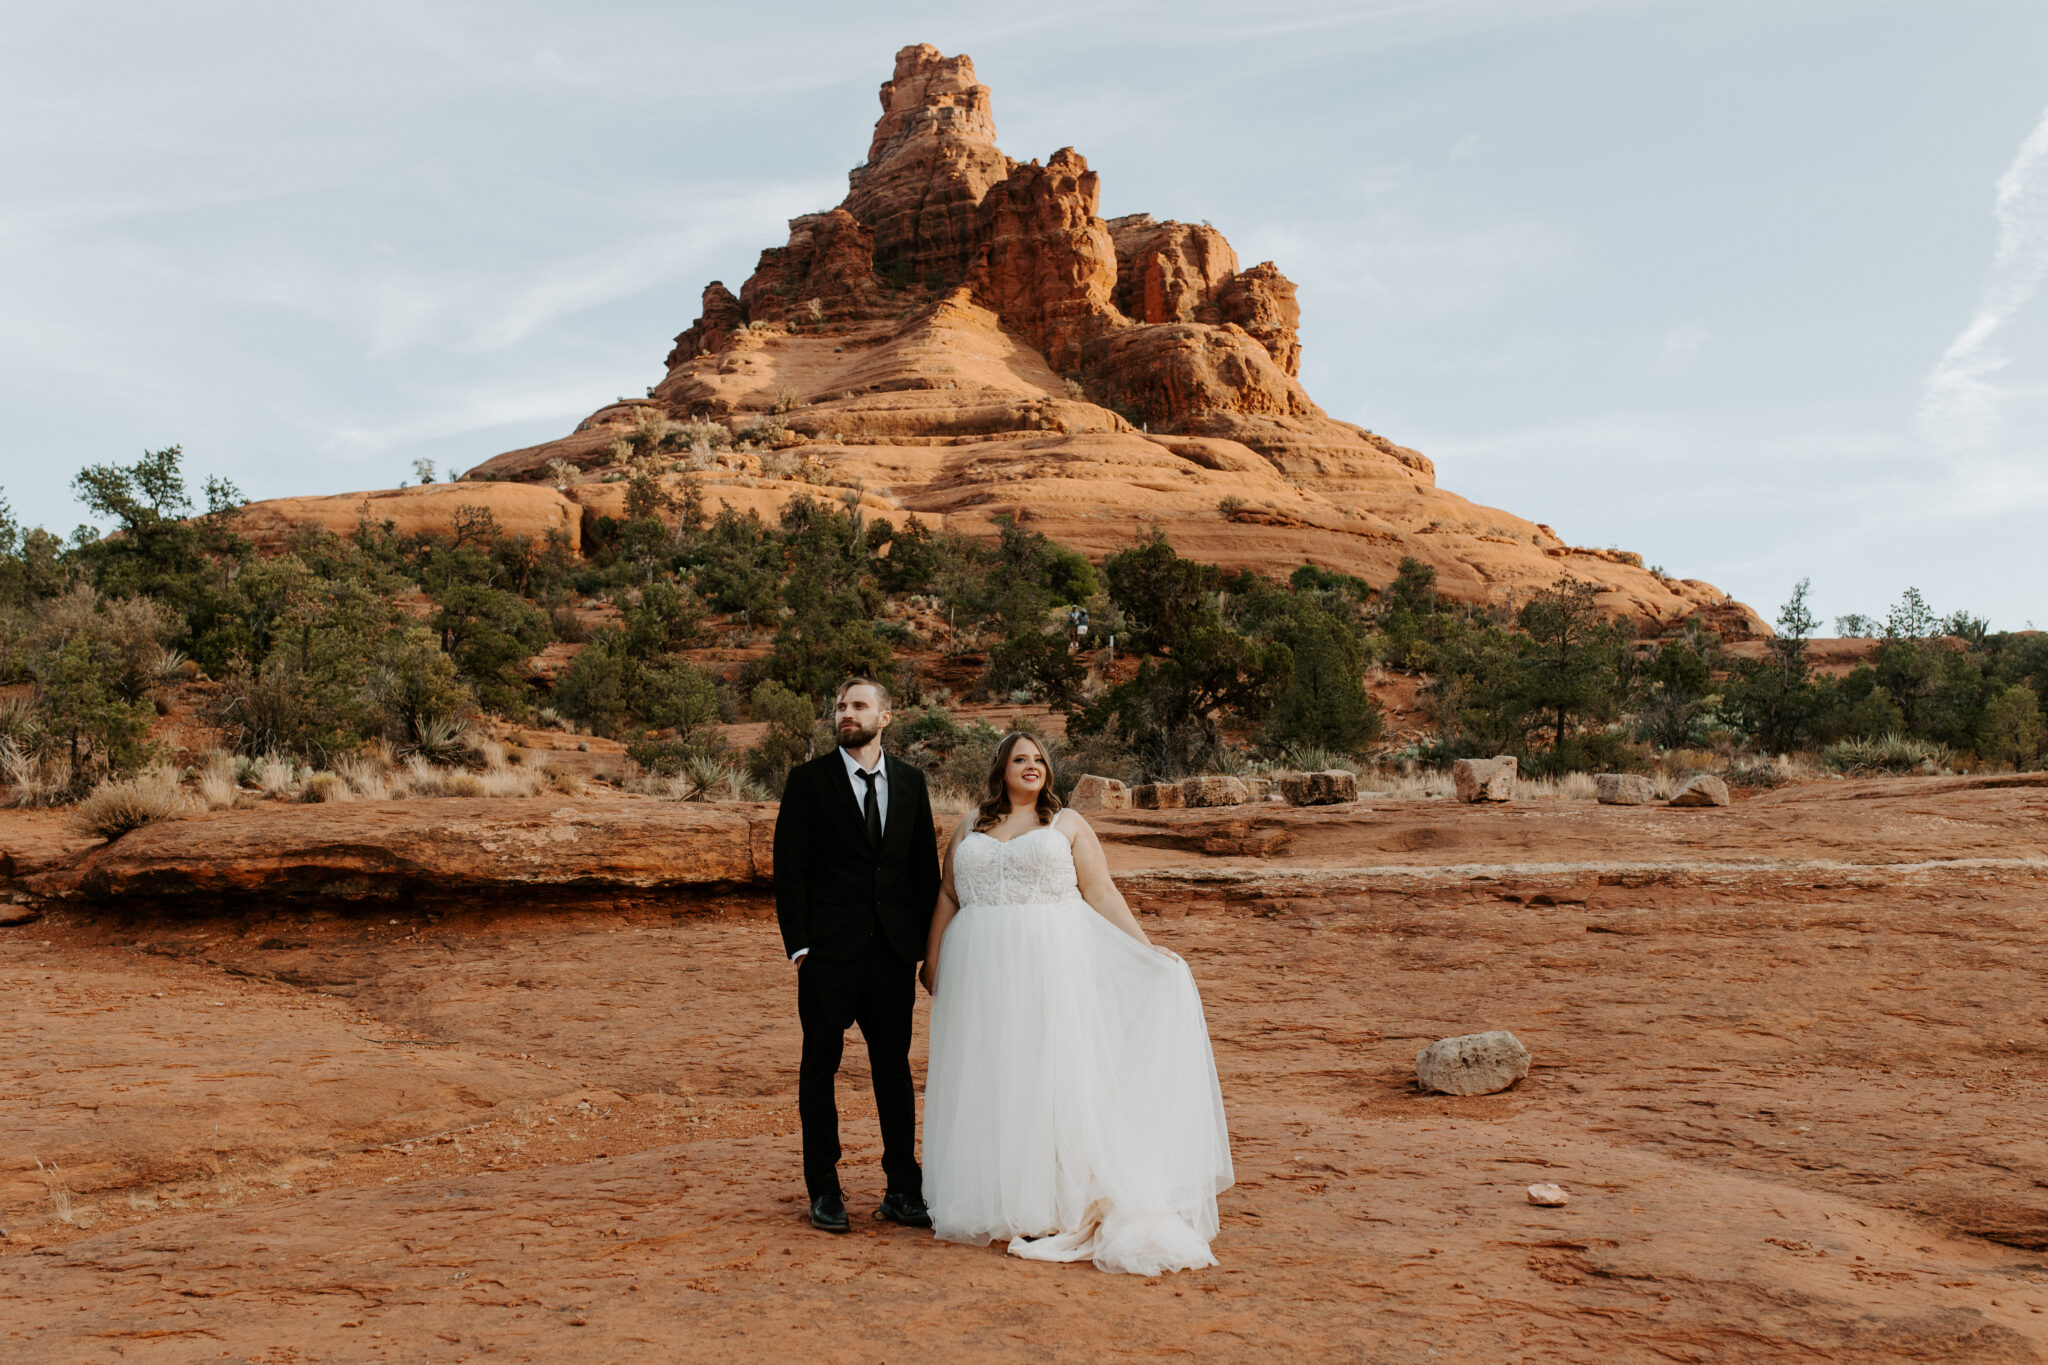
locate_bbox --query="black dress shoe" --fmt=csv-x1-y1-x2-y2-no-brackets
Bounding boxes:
876,1190,932,1228
809,1193,850,1233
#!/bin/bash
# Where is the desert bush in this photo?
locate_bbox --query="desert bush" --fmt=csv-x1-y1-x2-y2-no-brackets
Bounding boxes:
1280,745,1360,777
744,679,827,794
1978,682,2045,768
1823,733,1952,775
72,767,191,840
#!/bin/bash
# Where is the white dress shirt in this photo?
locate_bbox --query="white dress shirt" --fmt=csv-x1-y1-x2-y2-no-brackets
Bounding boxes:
792,747,889,964
840,744,889,829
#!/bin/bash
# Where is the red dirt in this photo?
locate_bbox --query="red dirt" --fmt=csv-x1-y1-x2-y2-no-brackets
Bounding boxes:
5,777,2046,1361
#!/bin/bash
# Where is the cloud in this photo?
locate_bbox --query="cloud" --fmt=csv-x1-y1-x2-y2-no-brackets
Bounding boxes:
1918,104,2048,451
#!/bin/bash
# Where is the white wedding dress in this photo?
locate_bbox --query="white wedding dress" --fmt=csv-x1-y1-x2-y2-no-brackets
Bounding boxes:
923,811,1233,1274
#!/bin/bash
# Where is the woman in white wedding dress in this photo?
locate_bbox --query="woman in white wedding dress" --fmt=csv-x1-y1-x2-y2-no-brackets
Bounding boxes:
920,733,1233,1275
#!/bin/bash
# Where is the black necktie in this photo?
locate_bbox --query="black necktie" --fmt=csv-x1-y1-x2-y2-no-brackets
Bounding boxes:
861,769,882,848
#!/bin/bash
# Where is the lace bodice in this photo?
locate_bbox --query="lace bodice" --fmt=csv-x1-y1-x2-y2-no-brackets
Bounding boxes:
952,820,1085,909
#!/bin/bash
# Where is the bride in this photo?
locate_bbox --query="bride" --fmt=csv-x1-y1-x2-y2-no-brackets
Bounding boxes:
920,732,1233,1275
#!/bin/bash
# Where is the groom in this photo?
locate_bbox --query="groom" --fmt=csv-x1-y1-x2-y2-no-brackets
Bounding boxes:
773,677,941,1233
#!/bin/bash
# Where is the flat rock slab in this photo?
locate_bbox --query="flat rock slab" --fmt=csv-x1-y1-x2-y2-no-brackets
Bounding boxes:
45,798,778,906
1453,756,1517,803
1596,774,1655,805
1415,1029,1531,1095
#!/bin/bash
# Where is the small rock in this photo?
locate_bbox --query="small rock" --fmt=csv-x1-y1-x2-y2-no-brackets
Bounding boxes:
1452,756,1517,803
1595,773,1655,805
1179,776,1250,808
1067,775,1129,812
1130,782,1184,810
1278,770,1357,806
0,904,40,927
1669,774,1730,807
1415,1029,1531,1095
1526,1183,1569,1207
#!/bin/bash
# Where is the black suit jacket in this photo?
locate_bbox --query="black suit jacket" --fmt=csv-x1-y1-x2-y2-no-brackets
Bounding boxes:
772,750,941,965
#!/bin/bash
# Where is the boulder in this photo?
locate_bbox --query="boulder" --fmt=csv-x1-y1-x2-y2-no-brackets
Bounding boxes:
1595,774,1655,806
1669,775,1731,808
1179,776,1249,808
1452,756,1517,803
1278,770,1357,806
0,903,41,927
1414,1030,1531,1096
1526,1184,1569,1208
1067,775,1129,812
1130,783,1184,811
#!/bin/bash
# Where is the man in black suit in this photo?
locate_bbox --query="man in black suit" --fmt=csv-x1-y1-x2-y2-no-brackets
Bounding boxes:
773,676,941,1233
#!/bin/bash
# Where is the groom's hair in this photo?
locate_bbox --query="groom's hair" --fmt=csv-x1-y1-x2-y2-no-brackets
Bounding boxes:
834,676,891,710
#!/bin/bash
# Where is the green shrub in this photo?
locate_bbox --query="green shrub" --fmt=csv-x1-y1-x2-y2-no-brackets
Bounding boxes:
1978,682,2045,768
744,679,824,795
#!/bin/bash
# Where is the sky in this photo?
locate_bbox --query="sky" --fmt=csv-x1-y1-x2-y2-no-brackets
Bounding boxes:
2,0,2044,631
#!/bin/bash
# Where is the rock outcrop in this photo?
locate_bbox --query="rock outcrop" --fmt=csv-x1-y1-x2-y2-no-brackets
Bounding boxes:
235,483,582,555
455,43,1763,639
49,799,775,907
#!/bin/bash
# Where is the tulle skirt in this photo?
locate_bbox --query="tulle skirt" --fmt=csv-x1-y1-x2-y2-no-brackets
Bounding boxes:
922,893,1233,1275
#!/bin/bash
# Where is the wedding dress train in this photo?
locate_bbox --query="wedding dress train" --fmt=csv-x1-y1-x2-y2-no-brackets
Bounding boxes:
923,813,1233,1275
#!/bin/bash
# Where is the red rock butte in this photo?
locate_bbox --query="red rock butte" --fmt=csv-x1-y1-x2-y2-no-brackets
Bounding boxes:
453,43,1760,637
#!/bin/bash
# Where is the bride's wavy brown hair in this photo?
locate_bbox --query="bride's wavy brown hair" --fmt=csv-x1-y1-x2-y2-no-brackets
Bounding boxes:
973,732,1062,833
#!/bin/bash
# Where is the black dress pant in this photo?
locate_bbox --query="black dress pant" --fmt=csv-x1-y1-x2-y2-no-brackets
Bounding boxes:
796,935,921,1201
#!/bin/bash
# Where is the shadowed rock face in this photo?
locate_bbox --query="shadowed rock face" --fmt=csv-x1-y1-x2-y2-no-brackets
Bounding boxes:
458,42,1764,639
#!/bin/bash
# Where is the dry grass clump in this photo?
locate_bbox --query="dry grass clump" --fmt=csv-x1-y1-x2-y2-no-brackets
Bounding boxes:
196,751,238,810
929,785,977,818
72,767,193,840
300,772,352,803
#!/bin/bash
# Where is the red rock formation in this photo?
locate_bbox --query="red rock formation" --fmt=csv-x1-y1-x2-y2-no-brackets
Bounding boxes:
1107,215,1239,325
842,44,1013,285
739,209,880,325
1216,261,1303,376
459,42,1765,638
971,148,1122,372
665,281,744,367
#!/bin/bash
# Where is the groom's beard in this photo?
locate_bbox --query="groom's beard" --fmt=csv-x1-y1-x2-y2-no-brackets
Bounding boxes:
837,721,880,749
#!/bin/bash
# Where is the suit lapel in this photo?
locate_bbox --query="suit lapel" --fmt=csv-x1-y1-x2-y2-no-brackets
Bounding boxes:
879,755,912,854
822,751,871,849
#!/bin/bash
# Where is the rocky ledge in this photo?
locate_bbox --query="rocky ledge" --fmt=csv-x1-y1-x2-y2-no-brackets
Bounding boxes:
30,798,778,908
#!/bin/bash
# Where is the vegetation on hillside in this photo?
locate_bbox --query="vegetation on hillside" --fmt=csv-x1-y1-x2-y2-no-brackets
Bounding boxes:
3,447,2043,811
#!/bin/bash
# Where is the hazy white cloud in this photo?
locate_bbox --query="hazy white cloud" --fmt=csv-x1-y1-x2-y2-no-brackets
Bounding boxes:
1918,104,2048,451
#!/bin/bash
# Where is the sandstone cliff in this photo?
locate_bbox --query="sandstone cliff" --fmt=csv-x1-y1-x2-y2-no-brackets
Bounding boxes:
441,43,1760,637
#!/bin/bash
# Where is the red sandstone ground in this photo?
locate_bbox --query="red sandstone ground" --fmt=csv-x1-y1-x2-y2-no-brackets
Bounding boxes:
5,777,2047,1362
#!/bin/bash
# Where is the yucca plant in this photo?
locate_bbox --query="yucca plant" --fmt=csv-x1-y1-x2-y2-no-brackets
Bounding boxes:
1823,733,1952,775
399,713,473,766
